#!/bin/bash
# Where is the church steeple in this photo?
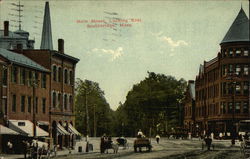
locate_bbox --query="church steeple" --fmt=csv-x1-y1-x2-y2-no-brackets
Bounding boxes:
40,1,53,50
220,8,249,44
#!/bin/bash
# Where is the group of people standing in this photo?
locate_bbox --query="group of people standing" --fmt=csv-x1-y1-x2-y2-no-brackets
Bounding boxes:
100,134,113,153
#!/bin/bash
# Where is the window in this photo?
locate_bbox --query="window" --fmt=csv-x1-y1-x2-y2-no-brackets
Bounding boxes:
243,82,249,95
58,67,62,82
69,95,72,111
12,95,16,112
2,98,7,115
20,68,26,85
28,96,31,113
235,65,241,75
41,73,46,88
64,94,67,110
11,66,18,83
235,102,241,113
58,93,61,108
244,49,249,56
244,65,249,75
229,50,233,57
69,71,73,85
28,71,32,86
35,97,38,114
228,102,233,113
222,82,227,95
220,102,226,114
229,64,233,74
53,65,57,81
236,50,241,56
64,69,68,84
21,96,25,112
2,68,7,86
223,50,227,57
235,82,241,95
53,92,56,108
243,102,249,113
42,98,46,114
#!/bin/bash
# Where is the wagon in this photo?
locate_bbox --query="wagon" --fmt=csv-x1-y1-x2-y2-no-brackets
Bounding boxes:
116,137,128,149
134,137,152,152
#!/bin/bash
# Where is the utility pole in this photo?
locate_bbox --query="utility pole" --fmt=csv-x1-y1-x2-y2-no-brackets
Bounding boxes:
93,104,96,137
32,74,37,138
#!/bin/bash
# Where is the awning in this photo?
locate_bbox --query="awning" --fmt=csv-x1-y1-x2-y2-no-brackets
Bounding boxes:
9,120,49,137
68,124,81,136
57,123,70,135
37,121,49,126
0,124,19,135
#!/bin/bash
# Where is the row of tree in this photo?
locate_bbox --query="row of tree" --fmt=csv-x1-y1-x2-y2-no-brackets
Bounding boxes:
75,72,187,137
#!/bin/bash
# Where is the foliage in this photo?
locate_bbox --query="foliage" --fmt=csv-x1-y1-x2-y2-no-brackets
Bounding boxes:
113,72,187,137
75,79,114,137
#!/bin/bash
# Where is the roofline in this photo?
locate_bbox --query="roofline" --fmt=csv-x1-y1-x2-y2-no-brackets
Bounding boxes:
51,50,80,63
220,40,250,45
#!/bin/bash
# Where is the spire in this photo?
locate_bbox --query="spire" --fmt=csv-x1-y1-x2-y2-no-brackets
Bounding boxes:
40,1,53,50
221,8,249,44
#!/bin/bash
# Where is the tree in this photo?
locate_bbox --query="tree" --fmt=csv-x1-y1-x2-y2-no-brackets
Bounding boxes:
115,72,187,136
75,78,114,137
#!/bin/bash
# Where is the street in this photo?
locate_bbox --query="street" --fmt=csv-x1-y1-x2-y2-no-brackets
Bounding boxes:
58,138,244,159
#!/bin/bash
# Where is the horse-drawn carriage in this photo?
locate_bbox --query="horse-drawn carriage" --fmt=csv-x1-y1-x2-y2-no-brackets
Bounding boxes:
116,137,128,149
100,137,118,154
134,137,152,152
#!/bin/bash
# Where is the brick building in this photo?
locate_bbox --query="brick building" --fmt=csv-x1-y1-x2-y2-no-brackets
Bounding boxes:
184,8,250,137
0,1,80,152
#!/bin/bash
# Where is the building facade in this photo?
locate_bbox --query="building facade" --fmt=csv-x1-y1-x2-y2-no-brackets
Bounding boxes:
184,8,250,137
0,1,80,152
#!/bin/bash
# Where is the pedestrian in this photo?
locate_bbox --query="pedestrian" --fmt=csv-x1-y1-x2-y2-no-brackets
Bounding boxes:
137,129,143,138
156,134,160,144
211,132,214,140
219,132,223,140
22,140,28,159
7,141,13,154
188,132,192,140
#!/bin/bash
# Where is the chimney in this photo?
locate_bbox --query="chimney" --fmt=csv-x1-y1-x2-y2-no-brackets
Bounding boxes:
4,21,9,36
58,39,64,53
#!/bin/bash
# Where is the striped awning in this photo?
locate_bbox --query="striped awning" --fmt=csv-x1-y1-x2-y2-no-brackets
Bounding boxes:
68,124,81,136
57,123,70,135
0,124,19,135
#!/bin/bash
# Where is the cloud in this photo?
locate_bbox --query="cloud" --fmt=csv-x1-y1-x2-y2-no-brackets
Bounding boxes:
161,36,188,48
150,32,188,52
91,47,123,61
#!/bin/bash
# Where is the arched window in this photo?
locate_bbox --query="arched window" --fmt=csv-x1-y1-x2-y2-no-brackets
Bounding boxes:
69,71,73,85
53,92,56,108
69,95,72,111
64,69,68,84
58,67,62,82
64,94,67,110
53,65,57,81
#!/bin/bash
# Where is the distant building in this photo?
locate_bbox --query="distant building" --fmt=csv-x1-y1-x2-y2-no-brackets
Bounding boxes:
185,8,250,137
0,1,80,152
183,80,196,135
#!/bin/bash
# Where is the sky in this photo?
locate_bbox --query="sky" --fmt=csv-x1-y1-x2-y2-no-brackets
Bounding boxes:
0,0,249,110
